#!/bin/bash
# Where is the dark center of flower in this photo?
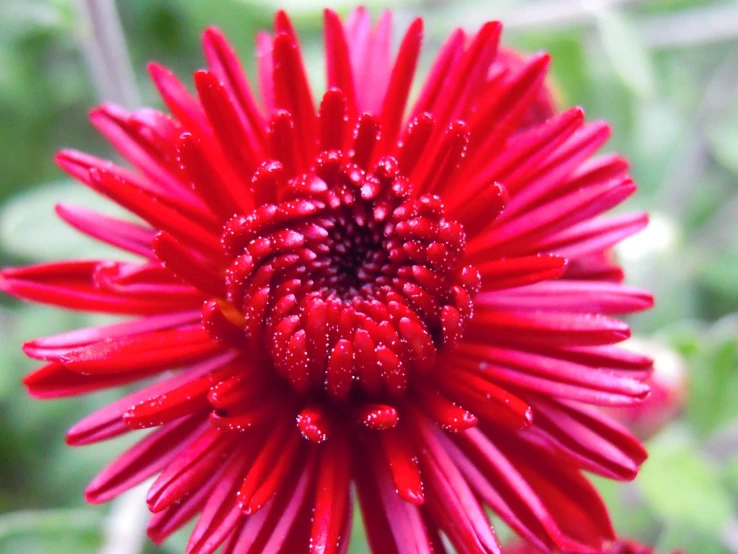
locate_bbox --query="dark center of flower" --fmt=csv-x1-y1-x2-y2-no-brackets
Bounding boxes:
315,214,384,297
217,153,481,399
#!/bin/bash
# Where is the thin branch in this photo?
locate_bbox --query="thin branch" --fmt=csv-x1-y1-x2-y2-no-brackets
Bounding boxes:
424,0,640,31
75,0,140,107
641,2,738,49
673,46,738,249
723,517,738,554
492,0,641,30
427,0,738,50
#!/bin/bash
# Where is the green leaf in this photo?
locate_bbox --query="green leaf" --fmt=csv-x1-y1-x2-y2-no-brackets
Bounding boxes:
544,35,588,109
657,319,706,360
631,100,684,194
679,316,738,434
0,0,71,35
347,498,371,554
591,478,654,538
0,509,103,554
654,524,728,554
596,11,656,98
639,426,734,533
708,114,738,176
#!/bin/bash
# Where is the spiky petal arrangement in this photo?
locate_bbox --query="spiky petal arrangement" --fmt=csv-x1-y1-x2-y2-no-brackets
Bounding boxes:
1,8,654,554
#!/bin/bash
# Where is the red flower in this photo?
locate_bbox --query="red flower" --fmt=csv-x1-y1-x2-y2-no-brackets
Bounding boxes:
1,8,654,554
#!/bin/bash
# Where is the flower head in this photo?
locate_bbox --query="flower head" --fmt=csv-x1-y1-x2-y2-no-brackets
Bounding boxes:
2,8,653,554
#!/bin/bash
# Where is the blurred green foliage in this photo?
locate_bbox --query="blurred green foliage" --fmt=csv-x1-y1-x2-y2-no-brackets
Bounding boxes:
1,0,738,553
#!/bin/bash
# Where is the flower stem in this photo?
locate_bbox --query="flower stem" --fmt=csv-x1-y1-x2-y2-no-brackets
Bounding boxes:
75,0,140,107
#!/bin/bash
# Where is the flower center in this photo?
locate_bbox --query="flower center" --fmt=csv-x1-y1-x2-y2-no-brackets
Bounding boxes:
313,212,385,299
218,153,481,399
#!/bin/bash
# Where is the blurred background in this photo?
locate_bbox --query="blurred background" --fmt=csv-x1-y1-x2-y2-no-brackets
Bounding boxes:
1,0,737,552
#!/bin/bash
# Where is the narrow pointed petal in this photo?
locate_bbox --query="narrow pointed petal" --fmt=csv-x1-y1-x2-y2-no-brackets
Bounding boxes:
85,416,202,504
59,327,224,375
202,26,265,146
55,204,156,259
378,18,423,151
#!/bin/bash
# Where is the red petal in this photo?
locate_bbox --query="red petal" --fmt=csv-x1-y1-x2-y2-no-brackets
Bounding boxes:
324,10,356,119
24,362,149,399
479,281,653,314
153,231,226,298
147,428,239,512
202,26,265,147
355,436,438,554
55,203,155,259
356,403,399,430
411,410,502,554
466,310,631,348
89,169,221,255
85,415,202,504
1,261,195,315
148,62,211,137
439,369,533,430
238,423,303,515
59,327,224,375
319,88,348,152
186,442,252,554
296,405,331,443
476,255,567,292
310,433,352,554
272,33,316,164
378,18,423,151
23,310,199,360
194,70,260,211
380,426,425,504
415,385,477,432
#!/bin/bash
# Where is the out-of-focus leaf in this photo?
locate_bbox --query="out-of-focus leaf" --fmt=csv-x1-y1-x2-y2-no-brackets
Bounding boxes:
582,46,635,151
543,35,588,109
592,478,654,539
596,11,656,98
724,456,738,498
0,48,25,103
616,212,697,333
657,319,706,359
700,252,738,309
0,309,14,398
0,509,103,554
708,115,738,176
654,523,728,554
631,100,684,193
639,426,734,534
686,317,738,434
0,0,73,36
347,499,370,554
0,180,139,262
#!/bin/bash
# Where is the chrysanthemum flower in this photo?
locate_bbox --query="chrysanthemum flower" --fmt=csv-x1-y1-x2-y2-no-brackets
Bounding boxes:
1,8,654,554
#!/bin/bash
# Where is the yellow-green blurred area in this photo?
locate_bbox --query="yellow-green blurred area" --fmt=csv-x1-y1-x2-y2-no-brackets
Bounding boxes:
1,0,738,553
